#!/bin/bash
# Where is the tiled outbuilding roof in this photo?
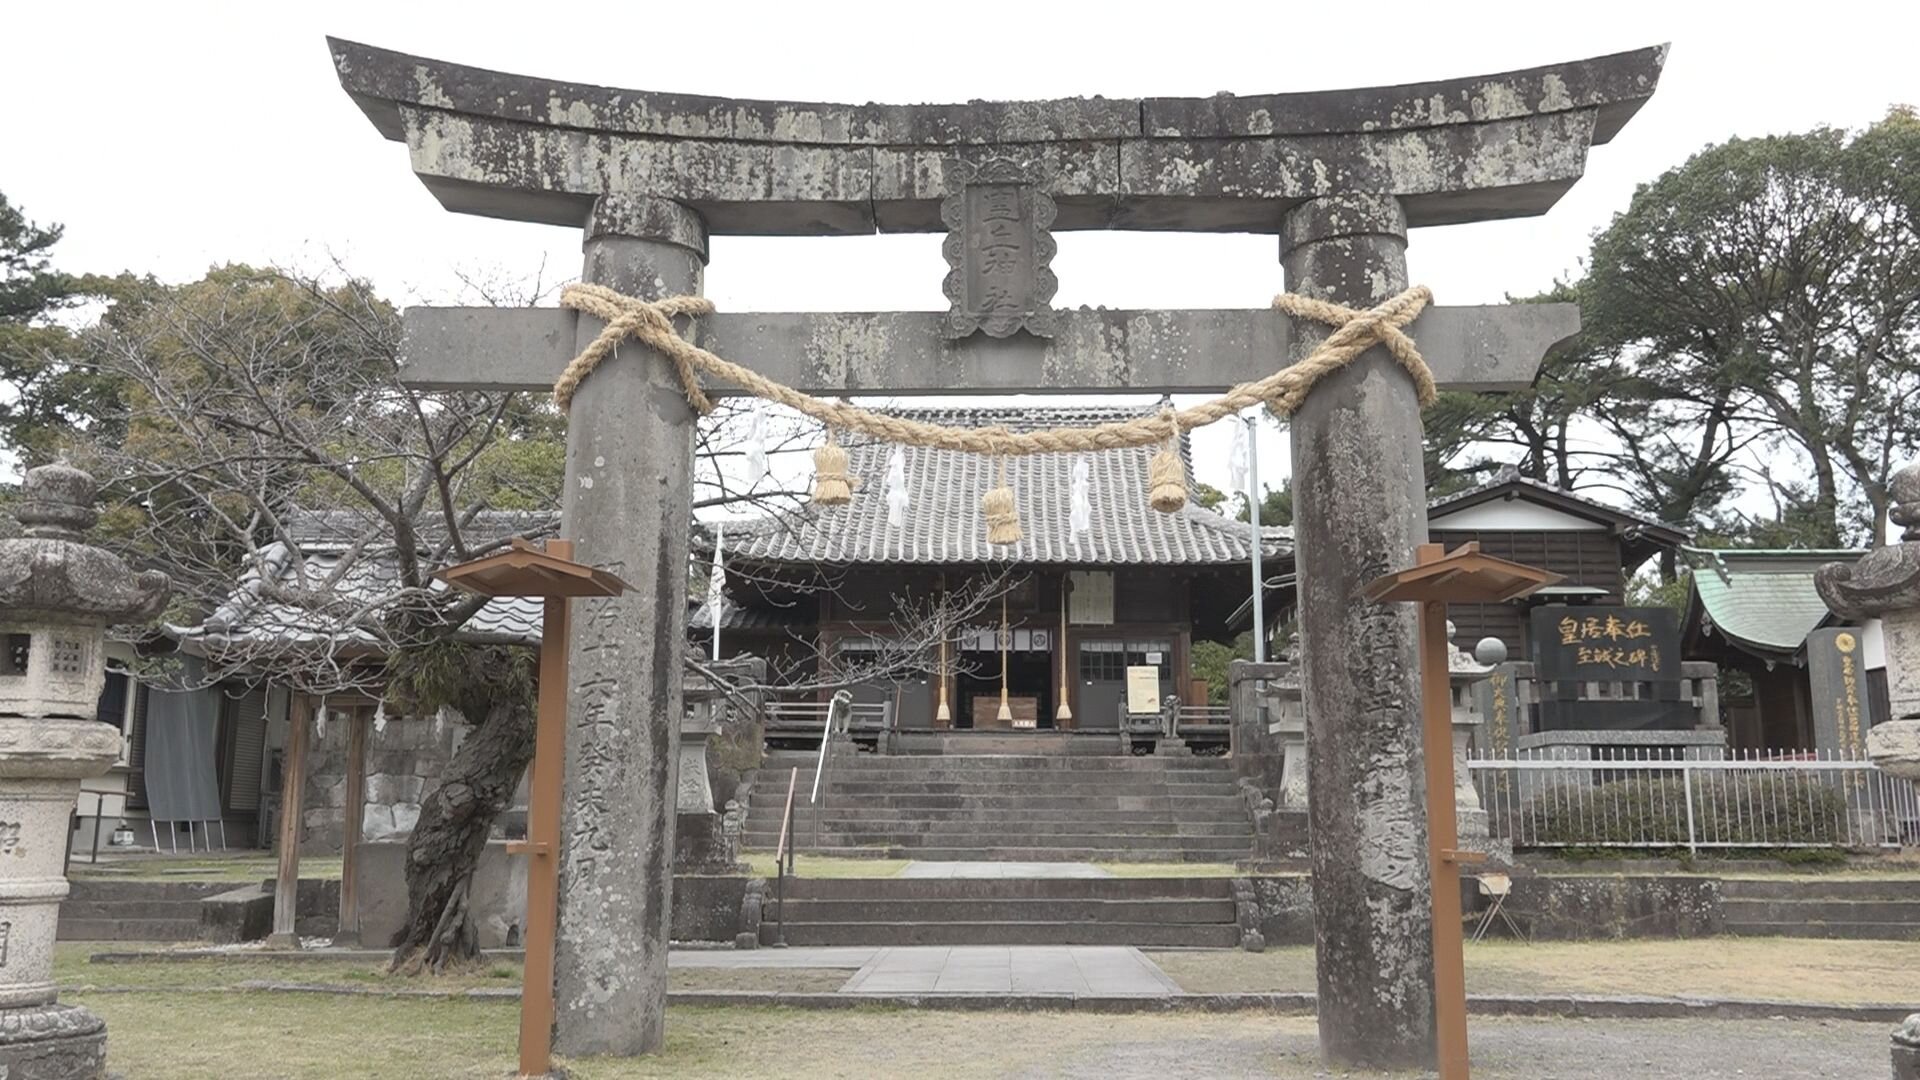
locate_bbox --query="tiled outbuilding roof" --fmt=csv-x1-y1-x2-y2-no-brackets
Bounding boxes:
174,512,559,651
1681,546,1863,659
722,402,1290,566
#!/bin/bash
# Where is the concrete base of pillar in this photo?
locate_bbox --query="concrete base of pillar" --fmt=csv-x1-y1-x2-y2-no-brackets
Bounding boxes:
1154,738,1192,757
0,1002,108,1079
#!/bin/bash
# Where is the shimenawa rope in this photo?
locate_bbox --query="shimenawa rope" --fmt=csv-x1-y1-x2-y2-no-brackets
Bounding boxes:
553,282,1437,541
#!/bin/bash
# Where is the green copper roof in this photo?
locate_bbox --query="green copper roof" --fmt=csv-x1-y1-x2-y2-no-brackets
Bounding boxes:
1682,546,1862,656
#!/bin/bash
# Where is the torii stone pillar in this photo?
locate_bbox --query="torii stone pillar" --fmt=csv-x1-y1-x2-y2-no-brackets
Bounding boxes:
552,195,705,1056
1282,194,1433,1065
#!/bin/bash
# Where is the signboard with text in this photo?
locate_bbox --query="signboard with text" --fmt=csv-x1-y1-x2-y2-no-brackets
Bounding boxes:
1530,606,1681,683
1807,627,1874,757
1530,606,1690,731
1126,666,1162,715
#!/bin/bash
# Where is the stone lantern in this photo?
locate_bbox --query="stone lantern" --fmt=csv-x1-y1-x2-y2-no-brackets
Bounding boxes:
0,462,169,1079
1445,622,1501,858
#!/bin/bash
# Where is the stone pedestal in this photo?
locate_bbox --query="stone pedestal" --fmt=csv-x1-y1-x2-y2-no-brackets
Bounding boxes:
0,463,169,1079
674,710,743,874
1450,715,1491,850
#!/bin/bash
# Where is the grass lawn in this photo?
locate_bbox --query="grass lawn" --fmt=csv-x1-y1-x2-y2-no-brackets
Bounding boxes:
1149,936,1920,1003
69,854,344,883
56,945,847,995
740,853,911,878
72,993,1339,1080
59,939,1904,1077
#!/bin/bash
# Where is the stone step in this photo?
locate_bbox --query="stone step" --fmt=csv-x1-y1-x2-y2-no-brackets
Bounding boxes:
761,755,1233,772
65,879,234,902
1720,878,1920,901
769,920,1240,948
758,773,1231,788
733,803,1244,818
58,899,206,921
752,794,1244,812
745,817,1250,835
56,916,203,942
765,845,1249,862
1723,898,1920,923
766,897,1235,923
778,877,1234,900
1723,920,1920,940
820,781,1241,797
745,830,1252,851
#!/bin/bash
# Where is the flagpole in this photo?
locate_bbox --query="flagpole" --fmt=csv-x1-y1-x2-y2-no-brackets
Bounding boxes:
1246,415,1265,664
710,524,724,662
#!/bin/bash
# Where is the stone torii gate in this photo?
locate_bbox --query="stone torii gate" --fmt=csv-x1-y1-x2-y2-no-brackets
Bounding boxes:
328,38,1663,1067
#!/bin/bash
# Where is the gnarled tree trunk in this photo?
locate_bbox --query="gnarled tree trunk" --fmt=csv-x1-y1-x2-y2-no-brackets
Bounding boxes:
389,698,535,973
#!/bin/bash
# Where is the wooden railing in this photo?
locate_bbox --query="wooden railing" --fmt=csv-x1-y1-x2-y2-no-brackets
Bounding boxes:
764,699,892,737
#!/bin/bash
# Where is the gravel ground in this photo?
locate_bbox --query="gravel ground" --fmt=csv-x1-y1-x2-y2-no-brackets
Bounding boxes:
1000,1016,1889,1080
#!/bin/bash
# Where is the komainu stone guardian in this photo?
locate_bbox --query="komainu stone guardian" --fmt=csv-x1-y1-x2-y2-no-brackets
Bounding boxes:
0,463,169,1079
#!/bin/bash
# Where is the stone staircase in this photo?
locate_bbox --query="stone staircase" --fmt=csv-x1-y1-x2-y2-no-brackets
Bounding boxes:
56,878,234,942
1722,877,1920,939
744,752,1256,863
763,876,1241,947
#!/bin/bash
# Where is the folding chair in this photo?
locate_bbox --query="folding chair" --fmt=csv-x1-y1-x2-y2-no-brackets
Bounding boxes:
1471,872,1529,944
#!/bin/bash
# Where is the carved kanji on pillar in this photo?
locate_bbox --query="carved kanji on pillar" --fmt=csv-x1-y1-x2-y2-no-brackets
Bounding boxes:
941,159,1057,340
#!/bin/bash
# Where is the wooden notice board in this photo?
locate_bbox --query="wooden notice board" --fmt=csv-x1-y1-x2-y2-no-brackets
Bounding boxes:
1126,666,1161,714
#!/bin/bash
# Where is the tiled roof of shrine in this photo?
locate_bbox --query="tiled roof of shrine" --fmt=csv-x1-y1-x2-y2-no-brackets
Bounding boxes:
720,401,1291,567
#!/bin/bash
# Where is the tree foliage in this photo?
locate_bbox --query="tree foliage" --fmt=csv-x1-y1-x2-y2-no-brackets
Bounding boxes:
0,192,131,463
1426,109,1920,553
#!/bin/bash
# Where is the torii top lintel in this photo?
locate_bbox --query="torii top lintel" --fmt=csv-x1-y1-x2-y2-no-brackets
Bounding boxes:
328,38,1667,236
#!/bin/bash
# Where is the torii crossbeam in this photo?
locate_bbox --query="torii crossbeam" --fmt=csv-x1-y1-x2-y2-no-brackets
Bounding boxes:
328,37,1664,1071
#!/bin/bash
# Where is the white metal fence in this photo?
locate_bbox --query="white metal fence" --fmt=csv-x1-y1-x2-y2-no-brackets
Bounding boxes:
1467,747,1920,853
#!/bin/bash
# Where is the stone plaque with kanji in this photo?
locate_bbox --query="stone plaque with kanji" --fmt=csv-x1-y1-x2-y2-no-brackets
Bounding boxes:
941,161,1057,339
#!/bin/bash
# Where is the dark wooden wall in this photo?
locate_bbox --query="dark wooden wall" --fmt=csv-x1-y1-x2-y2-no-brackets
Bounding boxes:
1433,528,1626,658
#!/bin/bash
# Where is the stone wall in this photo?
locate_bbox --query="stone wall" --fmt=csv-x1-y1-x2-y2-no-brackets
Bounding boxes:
354,840,749,947
1487,874,1723,940
1235,872,1723,946
298,714,472,855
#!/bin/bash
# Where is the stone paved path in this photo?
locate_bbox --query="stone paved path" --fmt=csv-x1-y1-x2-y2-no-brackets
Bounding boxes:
839,945,1180,995
899,861,1113,878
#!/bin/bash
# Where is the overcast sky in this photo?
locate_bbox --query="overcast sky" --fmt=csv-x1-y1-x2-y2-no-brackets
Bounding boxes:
6,1,1916,504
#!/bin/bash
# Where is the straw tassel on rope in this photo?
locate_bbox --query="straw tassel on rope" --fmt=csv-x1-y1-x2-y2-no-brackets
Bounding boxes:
812,431,852,506
981,457,1023,546
1147,409,1188,514
555,282,1438,521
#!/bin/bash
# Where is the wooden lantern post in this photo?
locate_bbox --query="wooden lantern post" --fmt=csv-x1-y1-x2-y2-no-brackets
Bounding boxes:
1362,542,1559,1080
437,538,630,1080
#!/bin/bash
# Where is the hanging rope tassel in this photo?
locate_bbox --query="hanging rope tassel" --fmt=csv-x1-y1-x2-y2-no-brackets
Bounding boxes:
812,430,852,506
1147,410,1188,513
982,457,1023,545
